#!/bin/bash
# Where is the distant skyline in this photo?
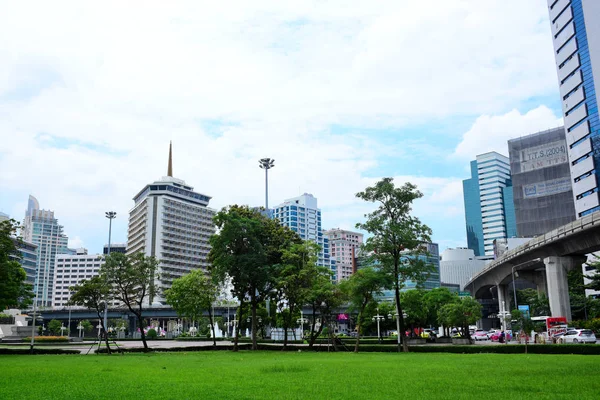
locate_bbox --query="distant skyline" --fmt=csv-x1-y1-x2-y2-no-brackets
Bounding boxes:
0,1,564,254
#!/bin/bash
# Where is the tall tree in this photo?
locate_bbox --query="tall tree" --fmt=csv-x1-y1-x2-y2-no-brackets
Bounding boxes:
438,297,482,340
400,290,428,336
306,270,344,348
165,269,219,347
209,205,300,351
340,267,388,353
356,178,433,352
274,241,322,348
101,252,158,351
0,219,34,309
68,276,113,353
424,287,458,336
584,256,600,293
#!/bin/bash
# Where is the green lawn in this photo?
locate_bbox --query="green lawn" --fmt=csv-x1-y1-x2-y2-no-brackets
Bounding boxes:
1,352,599,399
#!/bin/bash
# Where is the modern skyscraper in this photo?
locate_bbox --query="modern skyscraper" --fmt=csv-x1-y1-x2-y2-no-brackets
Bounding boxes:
324,228,363,283
126,143,216,302
508,127,576,237
21,195,70,307
547,0,600,218
463,152,517,257
403,243,441,291
272,193,336,279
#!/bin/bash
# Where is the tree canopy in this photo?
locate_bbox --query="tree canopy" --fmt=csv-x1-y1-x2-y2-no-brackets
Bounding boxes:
68,275,112,353
165,269,219,347
209,205,301,350
0,219,34,310
101,252,158,351
356,178,432,352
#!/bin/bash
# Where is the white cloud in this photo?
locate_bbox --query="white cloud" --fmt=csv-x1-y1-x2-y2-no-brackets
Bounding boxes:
68,236,85,249
0,0,559,250
453,106,563,159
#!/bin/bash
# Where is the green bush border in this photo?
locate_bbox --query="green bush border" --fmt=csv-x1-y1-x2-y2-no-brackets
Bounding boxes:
0,348,80,355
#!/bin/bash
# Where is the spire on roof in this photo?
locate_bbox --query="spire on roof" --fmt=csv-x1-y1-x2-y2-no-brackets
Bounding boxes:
167,141,173,177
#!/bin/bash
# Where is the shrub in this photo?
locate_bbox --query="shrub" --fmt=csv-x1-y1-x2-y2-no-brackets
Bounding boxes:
0,313,15,324
147,329,158,339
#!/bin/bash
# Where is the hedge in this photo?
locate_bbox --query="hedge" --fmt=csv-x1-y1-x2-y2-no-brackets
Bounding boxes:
22,336,69,343
0,348,80,355
96,344,252,354
174,337,229,342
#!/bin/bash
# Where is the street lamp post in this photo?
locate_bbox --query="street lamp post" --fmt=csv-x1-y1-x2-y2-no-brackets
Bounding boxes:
296,310,309,341
258,158,275,210
372,308,385,344
104,211,116,340
511,265,519,312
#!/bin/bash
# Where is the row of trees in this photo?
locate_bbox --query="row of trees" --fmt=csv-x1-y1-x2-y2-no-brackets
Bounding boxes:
65,178,436,354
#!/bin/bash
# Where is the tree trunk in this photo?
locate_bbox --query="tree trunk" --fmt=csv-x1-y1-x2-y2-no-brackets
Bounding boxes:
283,317,289,350
208,306,216,348
251,292,258,350
137,314,149,351
308,304,318,347
233,300,242,352
96,309,111,355
354,310,362,353
394,282,409,353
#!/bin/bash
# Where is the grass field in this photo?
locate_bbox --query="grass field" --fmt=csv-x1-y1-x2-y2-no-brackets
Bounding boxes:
1,351,599,399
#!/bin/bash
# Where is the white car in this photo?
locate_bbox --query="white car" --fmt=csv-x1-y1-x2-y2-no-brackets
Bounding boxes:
487,329,500,339
558,329,597,344
473,329,488,341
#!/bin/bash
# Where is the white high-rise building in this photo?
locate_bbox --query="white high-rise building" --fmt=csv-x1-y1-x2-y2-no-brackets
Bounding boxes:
324,228,363,283
126,143,216,301
546,0,600,218
21,195,69,307
272,193,336,279
463,152,517,257
53,249,107,308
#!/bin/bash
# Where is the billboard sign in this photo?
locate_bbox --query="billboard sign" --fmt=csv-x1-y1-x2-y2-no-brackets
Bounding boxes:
518,305,530,319
522,177,572,198
519,140,568,172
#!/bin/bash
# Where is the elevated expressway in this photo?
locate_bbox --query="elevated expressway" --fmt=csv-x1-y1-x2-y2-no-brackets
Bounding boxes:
466,212,600,321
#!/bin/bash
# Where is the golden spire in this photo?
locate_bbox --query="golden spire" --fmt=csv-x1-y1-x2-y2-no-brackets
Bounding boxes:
167,141,173,177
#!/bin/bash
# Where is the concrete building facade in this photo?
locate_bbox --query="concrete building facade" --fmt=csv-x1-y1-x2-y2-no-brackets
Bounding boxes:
508,127,577,237
21,195,69,307
52,250,106,308
103,243,127,255
324,228,363,282
463,152,517,257
439,248,488,291
547,0,600,218
126,144,216,301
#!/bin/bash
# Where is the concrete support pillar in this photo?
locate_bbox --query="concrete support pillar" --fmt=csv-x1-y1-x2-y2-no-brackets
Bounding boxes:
536,271,548,296
544,256,584,322
497,284,509,331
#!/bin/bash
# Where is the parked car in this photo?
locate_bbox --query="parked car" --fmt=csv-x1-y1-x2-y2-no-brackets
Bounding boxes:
490,331,512,342
473,330,488,341
557,329,597,344
420,329,436,339
487,329,499,339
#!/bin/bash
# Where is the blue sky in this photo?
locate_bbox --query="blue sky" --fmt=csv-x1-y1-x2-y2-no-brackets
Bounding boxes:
0,0,566,254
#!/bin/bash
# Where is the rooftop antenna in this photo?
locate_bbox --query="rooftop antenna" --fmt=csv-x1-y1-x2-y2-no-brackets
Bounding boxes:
168,141,173,177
